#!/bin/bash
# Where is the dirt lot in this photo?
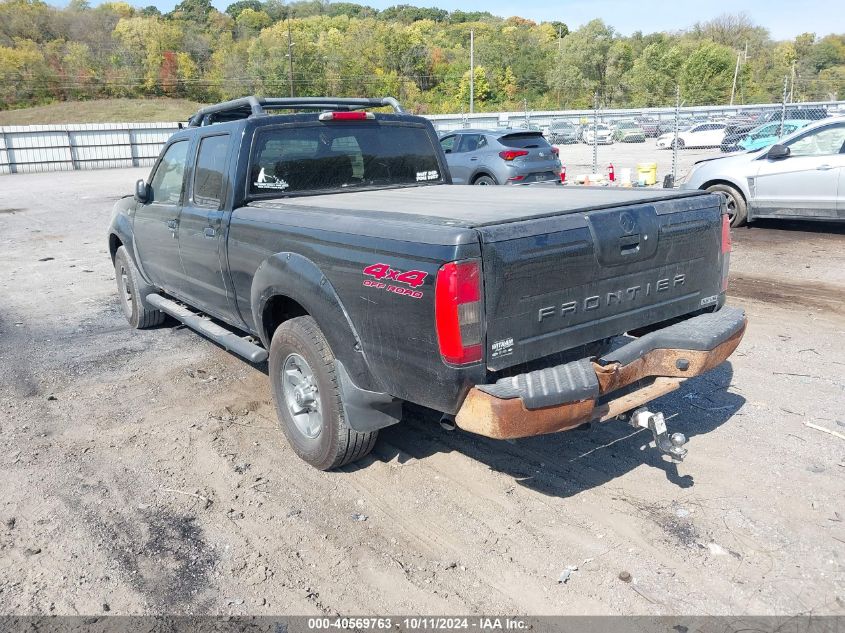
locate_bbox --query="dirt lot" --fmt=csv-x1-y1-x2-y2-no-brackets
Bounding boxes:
1,169,844,617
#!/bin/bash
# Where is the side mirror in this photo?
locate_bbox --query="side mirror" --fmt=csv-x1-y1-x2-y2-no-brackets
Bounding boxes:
767,144,790,160
135,179,149,203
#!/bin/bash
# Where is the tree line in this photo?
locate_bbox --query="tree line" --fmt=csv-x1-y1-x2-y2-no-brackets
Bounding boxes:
1,0,843,113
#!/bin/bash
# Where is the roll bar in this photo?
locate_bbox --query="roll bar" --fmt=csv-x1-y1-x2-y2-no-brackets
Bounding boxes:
187,96,405,127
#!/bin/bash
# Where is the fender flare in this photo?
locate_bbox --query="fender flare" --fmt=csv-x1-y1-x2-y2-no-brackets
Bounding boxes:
250,253,401,432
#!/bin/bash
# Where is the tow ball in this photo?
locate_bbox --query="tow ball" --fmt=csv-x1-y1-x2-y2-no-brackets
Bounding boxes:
628,408,688,461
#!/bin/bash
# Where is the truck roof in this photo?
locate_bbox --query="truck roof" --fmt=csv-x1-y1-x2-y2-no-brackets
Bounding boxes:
251,185,712,228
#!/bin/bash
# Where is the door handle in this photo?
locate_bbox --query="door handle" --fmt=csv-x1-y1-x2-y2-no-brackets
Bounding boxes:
816,164,834,171
204,227,216,238
470,156,479,161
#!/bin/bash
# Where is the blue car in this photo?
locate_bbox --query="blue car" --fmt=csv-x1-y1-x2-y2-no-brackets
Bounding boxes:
737,119,814,151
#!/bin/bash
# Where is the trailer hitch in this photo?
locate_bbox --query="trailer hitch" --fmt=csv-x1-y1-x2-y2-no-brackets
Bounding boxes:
628,408,688,461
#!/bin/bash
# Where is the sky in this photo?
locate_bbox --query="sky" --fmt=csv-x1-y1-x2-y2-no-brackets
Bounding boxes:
53,0,845,39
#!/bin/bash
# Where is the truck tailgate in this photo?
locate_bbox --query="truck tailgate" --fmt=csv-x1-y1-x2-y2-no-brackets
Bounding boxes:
477,192,725,370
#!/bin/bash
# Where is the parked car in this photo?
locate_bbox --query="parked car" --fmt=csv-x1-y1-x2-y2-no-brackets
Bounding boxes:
582,123,614,144
613,120,646,143
657,122,726,149
679,116,845,226
721,120,813,153
547,120,579,144
756,106,828,124
109,94,745,470
439,128,561,185
636,117,673,138
735,119,814,152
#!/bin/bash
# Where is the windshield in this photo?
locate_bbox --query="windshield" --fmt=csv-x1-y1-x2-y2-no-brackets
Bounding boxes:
249,122,443,197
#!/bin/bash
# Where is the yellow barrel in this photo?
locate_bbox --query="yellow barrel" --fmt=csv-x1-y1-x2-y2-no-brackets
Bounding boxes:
636,162,657,186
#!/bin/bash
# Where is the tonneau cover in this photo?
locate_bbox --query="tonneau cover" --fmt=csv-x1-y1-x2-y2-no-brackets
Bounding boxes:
249,184,709,228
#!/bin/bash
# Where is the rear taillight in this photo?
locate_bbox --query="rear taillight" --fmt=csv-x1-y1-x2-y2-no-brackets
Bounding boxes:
435,260,482,365
550,146,559,157
720,213,731,291
318,111,374,121
499,150,529,161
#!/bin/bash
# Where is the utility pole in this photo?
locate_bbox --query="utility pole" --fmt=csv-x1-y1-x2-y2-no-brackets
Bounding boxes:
729,51,740,106
558,26,563,52
286,20,295,98
469,29,474,114
730,41,748,107
592,92,598,174
779,76,788,137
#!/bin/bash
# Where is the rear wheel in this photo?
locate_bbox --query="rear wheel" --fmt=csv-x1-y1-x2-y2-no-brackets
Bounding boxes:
706,183,748,227
473,174,496,185
269,316,377,470
114,246,165,329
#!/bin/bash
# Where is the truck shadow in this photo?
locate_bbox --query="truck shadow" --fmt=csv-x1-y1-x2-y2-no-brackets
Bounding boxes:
370,362,744,499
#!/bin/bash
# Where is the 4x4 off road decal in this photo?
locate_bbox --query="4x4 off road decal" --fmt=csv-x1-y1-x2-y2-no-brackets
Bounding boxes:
362,263,427,299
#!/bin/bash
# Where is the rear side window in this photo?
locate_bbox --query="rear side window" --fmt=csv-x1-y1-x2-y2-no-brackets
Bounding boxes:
498,133,551,149
193,134,229,208
458,134,487,152
249,122,443,196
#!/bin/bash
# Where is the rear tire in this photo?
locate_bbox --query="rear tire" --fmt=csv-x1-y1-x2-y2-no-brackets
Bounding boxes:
269,316,377,470
706,183,748,227
114,246,165,329
473,174,496,185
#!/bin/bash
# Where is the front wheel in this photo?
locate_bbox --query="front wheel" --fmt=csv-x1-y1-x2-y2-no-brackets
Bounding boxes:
706,183,748,227
114,246,165,329
672,138,685,149
269,316,377,470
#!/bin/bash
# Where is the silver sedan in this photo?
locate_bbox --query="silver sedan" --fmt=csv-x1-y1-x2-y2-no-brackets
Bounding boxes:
678,117,845,227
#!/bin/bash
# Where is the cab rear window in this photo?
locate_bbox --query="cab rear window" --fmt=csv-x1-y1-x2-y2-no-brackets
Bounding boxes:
249,122,443,196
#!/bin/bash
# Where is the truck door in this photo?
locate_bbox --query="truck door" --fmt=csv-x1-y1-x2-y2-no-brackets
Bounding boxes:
753,122,845,220
176,132,234,319
133,139,189,291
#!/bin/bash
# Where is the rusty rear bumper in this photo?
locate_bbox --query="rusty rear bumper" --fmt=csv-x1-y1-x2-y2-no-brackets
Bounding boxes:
455,307,747,440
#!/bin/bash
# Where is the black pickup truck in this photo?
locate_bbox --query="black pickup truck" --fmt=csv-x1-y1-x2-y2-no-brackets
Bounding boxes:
108,96,746,470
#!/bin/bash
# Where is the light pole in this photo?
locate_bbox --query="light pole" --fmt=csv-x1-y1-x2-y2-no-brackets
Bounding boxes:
469,29,474,114
286,20,295,98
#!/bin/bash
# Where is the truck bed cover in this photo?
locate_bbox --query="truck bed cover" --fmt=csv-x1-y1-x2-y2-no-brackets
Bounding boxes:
250,185,710,228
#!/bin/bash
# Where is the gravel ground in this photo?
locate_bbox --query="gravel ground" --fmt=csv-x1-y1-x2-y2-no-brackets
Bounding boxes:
0,168,843,616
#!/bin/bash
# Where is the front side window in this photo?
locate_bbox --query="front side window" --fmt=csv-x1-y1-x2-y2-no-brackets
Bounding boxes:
193,134,230,208
150,141,189,204
250,122,443,196
787,124,845,157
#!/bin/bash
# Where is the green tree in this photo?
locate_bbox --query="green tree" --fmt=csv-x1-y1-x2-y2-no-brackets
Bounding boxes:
680,41,735,104
458,64,491,105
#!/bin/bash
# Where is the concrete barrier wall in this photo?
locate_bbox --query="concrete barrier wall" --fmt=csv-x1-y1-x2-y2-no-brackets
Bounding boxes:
0,123,179,174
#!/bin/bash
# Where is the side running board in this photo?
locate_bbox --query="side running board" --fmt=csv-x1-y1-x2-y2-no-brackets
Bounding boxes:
146,293,268,364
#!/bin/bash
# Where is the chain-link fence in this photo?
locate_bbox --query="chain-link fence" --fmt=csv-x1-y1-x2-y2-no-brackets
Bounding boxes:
431,86,842,189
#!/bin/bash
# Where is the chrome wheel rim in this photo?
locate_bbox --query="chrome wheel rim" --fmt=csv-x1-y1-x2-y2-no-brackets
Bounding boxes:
282,353,322,439
118,264,133,316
